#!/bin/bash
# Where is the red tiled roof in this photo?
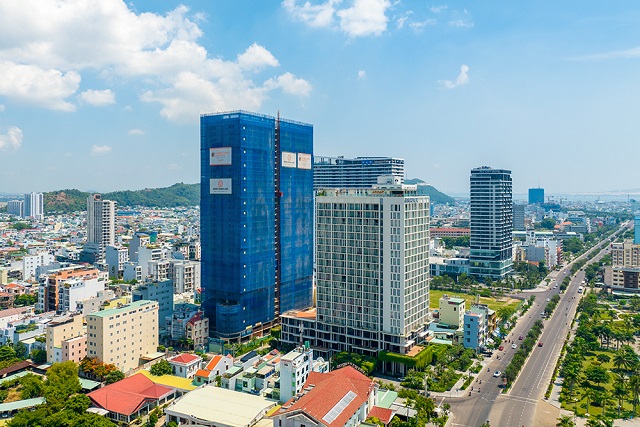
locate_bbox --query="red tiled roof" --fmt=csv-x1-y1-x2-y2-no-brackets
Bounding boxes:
280,366,375,427
368,407,393,424
88,373,173,416
170,353,200,365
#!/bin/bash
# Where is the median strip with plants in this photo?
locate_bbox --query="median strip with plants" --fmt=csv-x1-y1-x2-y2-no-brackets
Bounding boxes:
503,320,544,388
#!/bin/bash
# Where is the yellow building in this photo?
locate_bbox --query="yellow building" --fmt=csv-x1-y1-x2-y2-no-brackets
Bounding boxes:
46,313,85,364
87,300,158,373
438,294,465,327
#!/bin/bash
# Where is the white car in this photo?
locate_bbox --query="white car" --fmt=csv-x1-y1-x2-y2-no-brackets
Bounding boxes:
511,343,517,349
493,370,502,378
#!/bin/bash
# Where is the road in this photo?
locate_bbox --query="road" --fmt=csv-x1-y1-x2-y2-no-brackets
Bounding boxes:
448,222,630,427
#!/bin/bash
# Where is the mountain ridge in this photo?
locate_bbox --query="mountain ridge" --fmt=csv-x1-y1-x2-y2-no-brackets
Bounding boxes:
43,181,456,213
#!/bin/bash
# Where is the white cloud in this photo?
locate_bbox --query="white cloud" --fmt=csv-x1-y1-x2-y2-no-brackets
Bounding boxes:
0,1,310,120
283,0,391,37
264,72,313,96
430,6,447,13
91,144,112,155
168,163,181,171
337,0,391,37
78,89,115,106
281,0,339,28
439,64,470,89
448,9,473,28
0,61,79,111
0,105,5,112
357,70,367,79
0,126,22,151
237,43,280,71
128,129,144,136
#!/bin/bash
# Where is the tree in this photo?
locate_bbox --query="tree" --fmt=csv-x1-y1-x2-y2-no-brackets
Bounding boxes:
556,415,575,427
629,374,640,416
104,369,125,384
66,394,91,414
30,349,47,364
0,345,17,361
150,359,172,376
538,217,556,230
584,365,609,387
596,354,611,364
44,361,81,405
582,387,598,414
611,374,627,419
19,374,44,399
13,341,27,359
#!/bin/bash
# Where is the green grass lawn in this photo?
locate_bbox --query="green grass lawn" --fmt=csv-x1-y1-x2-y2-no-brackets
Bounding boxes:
560,349,635,419
430,289,521,313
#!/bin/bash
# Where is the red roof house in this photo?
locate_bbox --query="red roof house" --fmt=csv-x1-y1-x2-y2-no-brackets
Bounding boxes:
88,373,174,423
274,366,377,427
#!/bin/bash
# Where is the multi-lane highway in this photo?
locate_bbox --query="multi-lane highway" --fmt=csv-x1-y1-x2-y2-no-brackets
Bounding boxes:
448,222,630,427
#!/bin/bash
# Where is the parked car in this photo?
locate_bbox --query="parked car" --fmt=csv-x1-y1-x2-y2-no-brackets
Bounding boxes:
518,335,523,340
493,370,502,378
538,342,544,347
511,343,517,349
498,346,504,351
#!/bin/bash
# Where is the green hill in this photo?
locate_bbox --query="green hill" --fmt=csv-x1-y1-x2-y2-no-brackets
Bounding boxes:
405,179,456,205
44,179,456,213
44,183,199,213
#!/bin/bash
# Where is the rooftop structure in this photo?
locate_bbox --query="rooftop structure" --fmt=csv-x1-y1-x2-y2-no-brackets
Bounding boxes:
313,156,405,189
165,384,277,427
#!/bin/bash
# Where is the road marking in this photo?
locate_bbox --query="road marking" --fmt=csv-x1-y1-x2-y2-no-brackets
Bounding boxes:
498,394,538,405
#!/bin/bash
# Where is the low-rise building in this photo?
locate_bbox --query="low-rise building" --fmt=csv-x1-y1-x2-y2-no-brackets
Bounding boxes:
45,313,85,364
278,345,313,403
438,295,465,328
88,372,175,424
168,353,202,379
274,366,377,427
193,354,234,386
165,384,276,427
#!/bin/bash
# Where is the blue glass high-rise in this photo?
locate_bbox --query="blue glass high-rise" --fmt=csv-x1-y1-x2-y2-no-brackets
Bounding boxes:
200,111,313,339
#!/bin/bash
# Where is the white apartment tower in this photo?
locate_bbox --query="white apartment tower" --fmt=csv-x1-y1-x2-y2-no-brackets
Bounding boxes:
315,181,430,356
24,192,44,220
86,194,116,259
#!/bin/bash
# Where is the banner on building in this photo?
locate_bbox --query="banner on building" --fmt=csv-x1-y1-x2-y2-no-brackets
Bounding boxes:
298,153,312,170
210,147,232,166
282,151,297,168
210,178,232,194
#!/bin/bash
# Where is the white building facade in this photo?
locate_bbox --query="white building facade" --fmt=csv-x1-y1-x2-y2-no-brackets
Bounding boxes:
315,183,430,356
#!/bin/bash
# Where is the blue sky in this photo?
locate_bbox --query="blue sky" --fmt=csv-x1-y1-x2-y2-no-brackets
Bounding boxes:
1,1,640,196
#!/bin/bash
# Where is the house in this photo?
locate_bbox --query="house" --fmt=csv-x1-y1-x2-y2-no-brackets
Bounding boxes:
193,354,233,386
274,366,378,427
87,372,175,424
168,353,202,379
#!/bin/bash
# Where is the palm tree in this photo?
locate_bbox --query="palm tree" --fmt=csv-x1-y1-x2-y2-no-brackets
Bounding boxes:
613,348,633,374
582,387,598,415
611,374,627,419
597,390,613,418
556,415,575,427
629,373,640,416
